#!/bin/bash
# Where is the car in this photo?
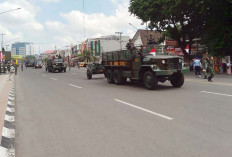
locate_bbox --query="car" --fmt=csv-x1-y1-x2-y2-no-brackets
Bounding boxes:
34,61,43,69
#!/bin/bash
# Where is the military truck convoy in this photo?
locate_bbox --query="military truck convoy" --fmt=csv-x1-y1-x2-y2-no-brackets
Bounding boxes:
88,45,189,90
46,58,66,73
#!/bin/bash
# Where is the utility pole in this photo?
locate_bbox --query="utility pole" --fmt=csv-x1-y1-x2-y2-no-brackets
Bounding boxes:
115,32,123,50
83,0,86,39
0,33,5,51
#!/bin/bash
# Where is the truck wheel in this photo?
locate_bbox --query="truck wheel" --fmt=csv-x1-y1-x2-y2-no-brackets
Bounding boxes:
104,71,107,78
106,69,114,83
87,70,92,79
144,71,158,90
170,72,184,88
113,69,124,85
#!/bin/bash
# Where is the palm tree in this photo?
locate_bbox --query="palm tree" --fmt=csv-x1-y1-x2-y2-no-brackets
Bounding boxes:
81,50,99,63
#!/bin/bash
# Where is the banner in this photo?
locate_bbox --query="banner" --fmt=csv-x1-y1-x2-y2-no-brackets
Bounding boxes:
11,55,22,59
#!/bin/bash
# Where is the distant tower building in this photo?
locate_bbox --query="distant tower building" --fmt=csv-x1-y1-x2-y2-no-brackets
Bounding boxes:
11,42,34,58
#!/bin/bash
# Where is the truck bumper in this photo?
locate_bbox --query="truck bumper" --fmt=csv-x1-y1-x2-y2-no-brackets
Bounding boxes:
154,68,190,76
54,66,66,70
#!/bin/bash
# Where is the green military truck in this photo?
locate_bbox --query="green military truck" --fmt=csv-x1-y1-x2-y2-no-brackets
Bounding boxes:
102,45,189,90
46,58,66,73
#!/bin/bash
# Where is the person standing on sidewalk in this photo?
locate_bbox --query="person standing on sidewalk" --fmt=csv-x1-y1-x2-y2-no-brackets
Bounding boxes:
21,63,23,71
9,64,15,81
218,59,223,74
14,62,18,75
202,54,209,79
208,56,215,82
226,59,231,74
193,56,202,78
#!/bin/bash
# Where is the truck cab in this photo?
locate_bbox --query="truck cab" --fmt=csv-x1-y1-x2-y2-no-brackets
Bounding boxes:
46,58,66,73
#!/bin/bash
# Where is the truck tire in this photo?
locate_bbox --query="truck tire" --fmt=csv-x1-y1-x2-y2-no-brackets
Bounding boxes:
106,69,114,83
87,69,92,79
104,71,107,78
144,71,158,90
113,69,125,85
170,72,184,88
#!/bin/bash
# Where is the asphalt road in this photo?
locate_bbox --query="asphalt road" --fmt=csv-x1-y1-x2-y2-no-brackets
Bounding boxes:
15,67,232,157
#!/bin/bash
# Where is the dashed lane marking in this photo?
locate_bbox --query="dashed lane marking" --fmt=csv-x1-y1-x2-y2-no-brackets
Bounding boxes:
42,74,46,77
201,91,232,97
50,78,57,81
114,99,173,120
68,84,82,89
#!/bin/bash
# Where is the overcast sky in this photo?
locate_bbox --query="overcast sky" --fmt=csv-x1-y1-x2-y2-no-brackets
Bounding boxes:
0,0,144,54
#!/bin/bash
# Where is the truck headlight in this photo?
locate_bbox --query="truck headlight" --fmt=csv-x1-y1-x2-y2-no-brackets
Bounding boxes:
162,60,165,64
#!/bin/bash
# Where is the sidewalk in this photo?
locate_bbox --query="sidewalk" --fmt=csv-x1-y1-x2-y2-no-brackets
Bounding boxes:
0,74,12,141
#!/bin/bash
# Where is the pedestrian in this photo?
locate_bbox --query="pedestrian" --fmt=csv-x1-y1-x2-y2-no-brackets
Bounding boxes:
25,63,27,69
0,62,2,75
9,64,15,81
193,56,202,78
68,63,71,71
14,63,18,75
218,59,223,74
7,63,10,73
77,61,80,69
226,59,231,74
208,56,215,82
201,53,209,79
190,60,194,71
21,63,23,71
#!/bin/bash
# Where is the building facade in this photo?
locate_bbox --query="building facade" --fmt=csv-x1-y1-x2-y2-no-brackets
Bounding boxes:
11,42,34,58
80,35,130,56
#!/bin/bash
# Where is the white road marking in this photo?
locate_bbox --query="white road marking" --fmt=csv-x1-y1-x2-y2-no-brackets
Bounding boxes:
2,127,15,138
6,107,15,113
68,84,82,89
8,101,15,106
114,99,173,120
201,91,232,97
42,74,46,77
8,97,15,101
0,147,15,157
50,78,57,81
5,115,15,122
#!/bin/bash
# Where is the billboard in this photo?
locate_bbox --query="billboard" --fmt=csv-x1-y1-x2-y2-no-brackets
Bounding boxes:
11,55,22,59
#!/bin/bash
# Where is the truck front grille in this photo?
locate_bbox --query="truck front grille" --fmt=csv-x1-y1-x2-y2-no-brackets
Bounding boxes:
158,58,181,70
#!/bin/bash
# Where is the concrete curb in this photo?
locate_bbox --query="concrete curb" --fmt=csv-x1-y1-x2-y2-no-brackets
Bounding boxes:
0,78,15,157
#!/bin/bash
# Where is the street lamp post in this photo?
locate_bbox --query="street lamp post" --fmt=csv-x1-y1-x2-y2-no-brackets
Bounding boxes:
0,8,21,15
0,8,21,62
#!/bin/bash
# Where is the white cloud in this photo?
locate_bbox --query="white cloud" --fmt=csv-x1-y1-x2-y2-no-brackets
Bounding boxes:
45,2,142,44
0,0,43,32
40,0,60,3
0,0,46,53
